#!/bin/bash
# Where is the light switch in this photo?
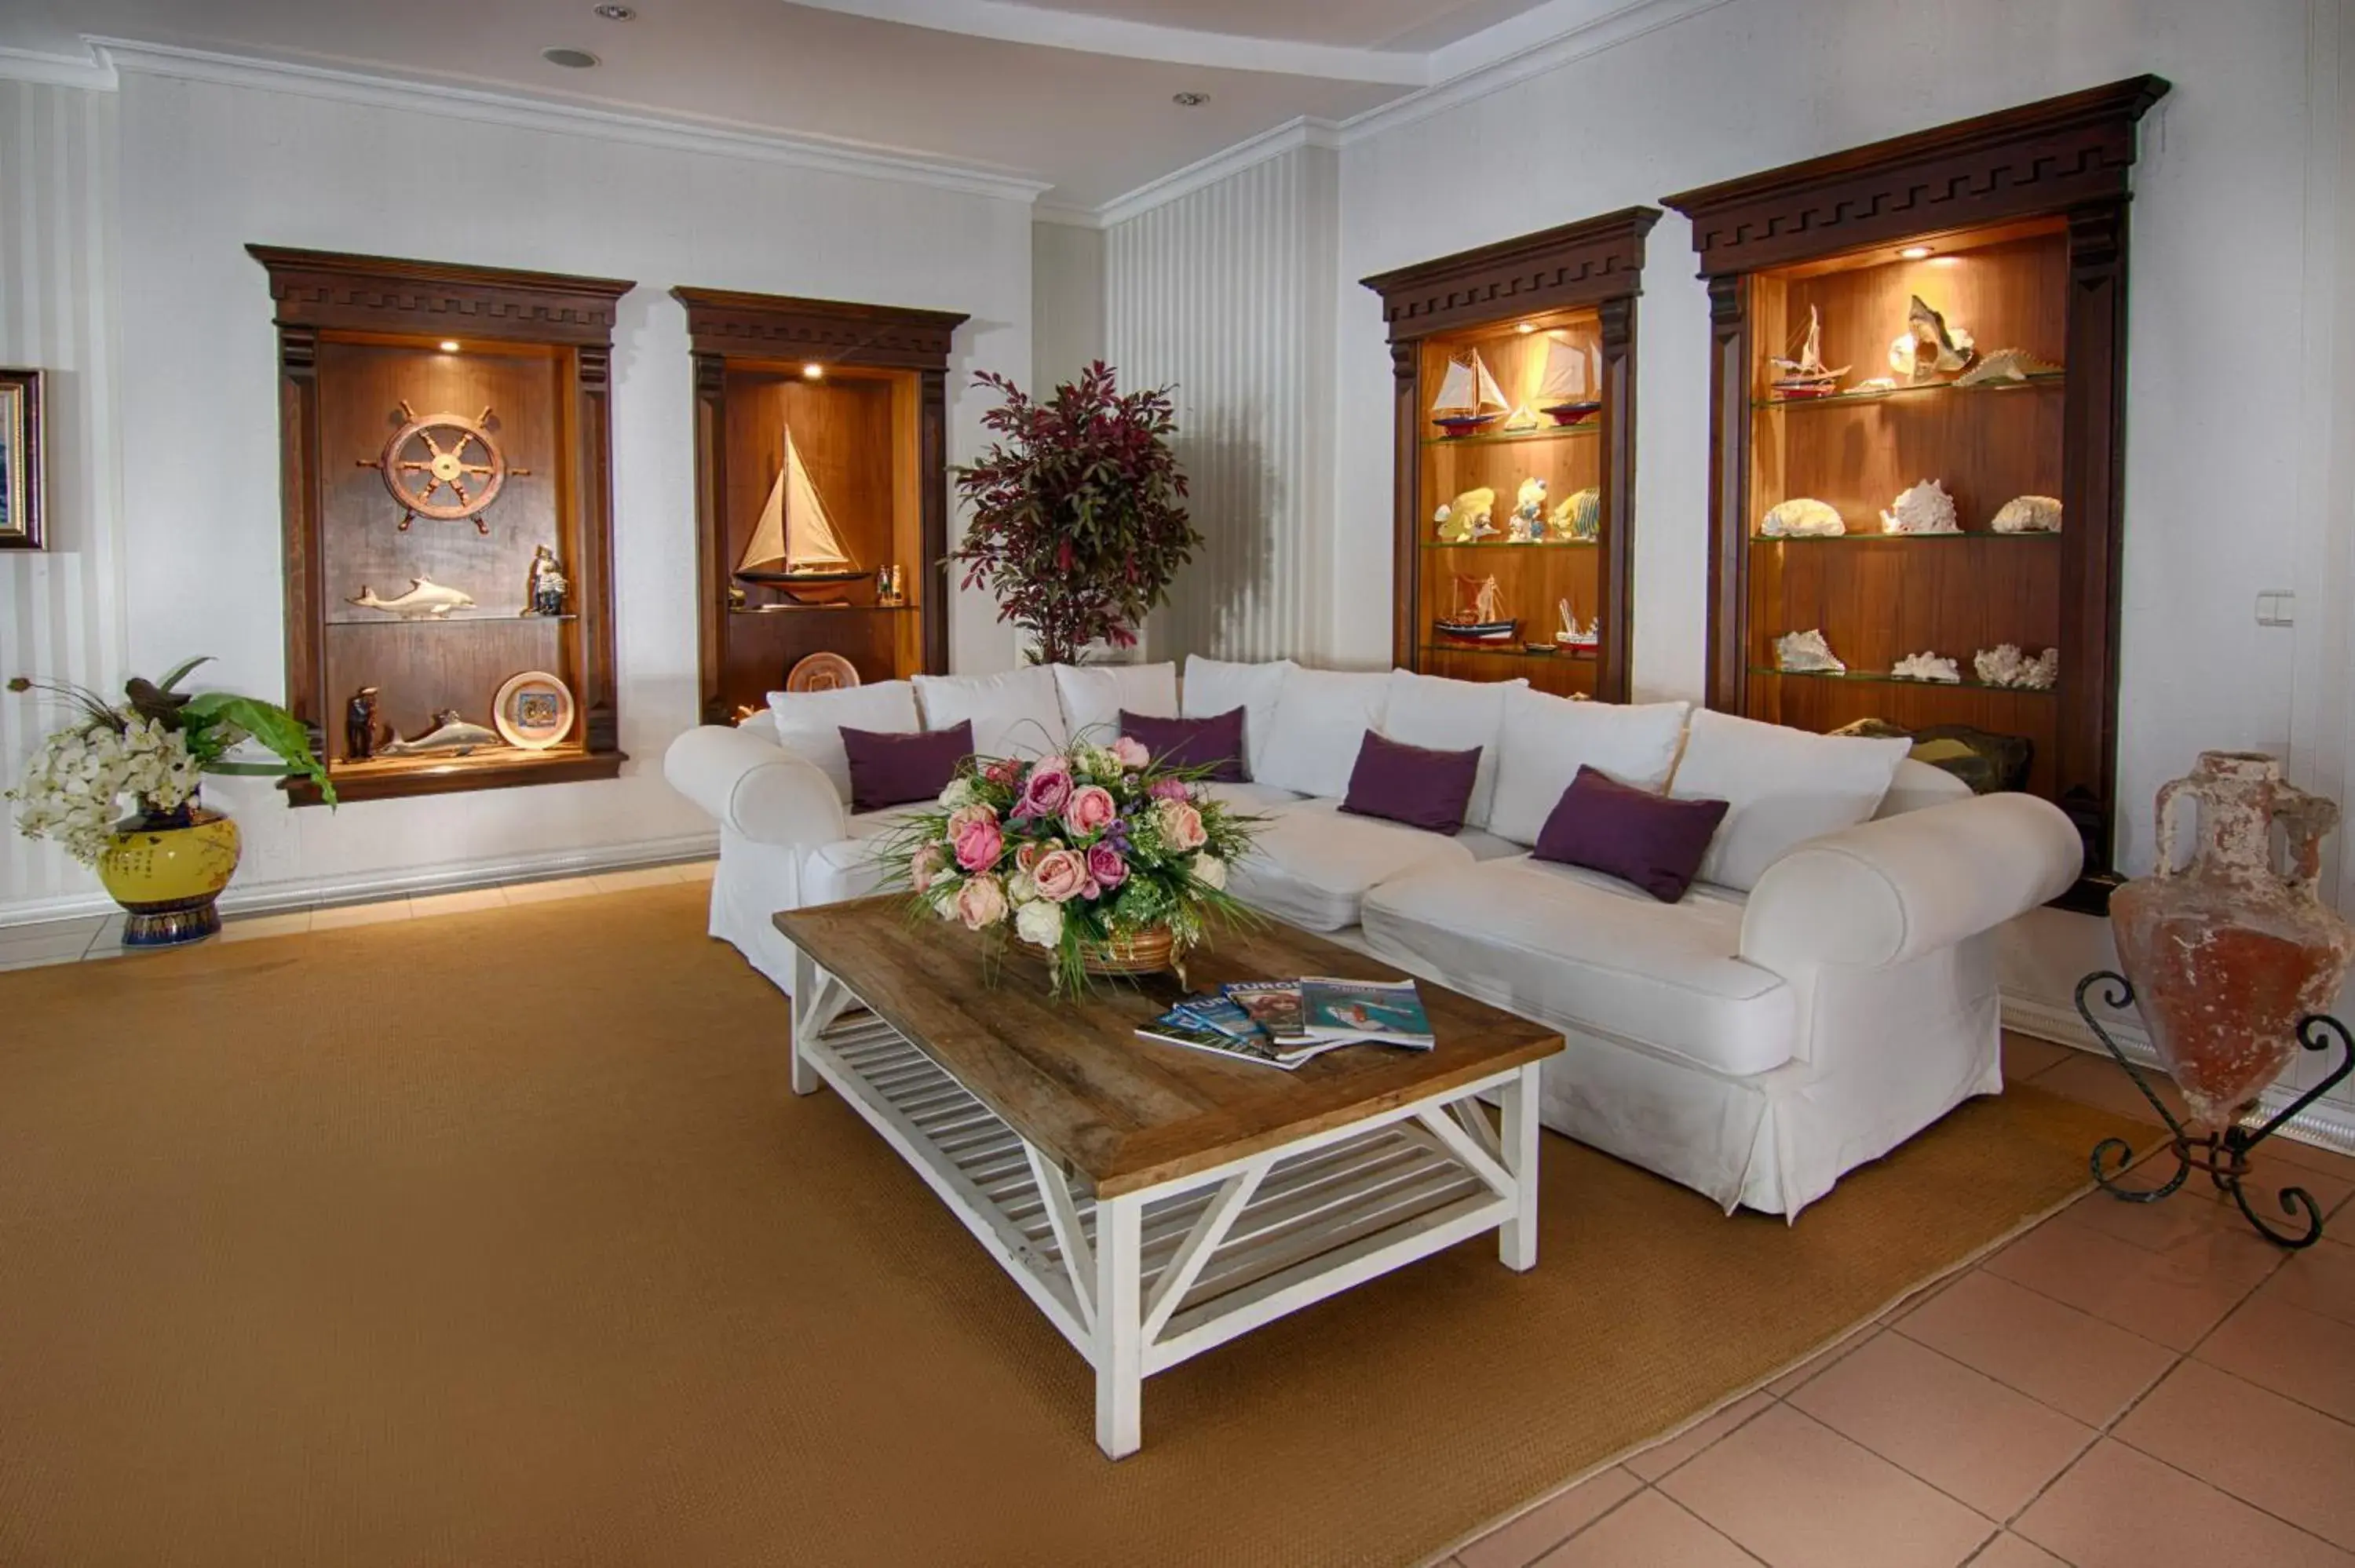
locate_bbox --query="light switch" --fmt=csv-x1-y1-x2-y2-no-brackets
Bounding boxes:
2257,590,2295,628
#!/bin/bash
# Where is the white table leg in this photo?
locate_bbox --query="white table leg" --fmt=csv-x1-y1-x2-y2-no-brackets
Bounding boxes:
1498,1063,1541,1271
788,946,823,1097
1093,1191,1145,1460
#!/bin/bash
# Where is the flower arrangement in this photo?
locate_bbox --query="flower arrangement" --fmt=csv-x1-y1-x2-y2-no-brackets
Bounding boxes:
6,657,331,862
877,735,1261,997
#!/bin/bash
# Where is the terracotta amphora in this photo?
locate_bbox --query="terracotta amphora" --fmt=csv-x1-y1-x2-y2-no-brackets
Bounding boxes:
2111,751,2355,1132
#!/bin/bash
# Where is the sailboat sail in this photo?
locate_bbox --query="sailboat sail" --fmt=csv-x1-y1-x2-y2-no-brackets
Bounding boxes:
1432,351,1510,417
1535,337,1591,403
736,428,859,578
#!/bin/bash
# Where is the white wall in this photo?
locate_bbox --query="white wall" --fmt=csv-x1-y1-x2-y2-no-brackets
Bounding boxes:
0,64,1034,923
1032,221,1106,386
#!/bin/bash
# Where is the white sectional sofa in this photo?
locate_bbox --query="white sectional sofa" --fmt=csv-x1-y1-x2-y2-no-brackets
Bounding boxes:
663,657,2081,1218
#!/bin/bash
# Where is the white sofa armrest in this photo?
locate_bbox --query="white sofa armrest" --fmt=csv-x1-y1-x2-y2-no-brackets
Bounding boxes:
663,724,847,848
1739,793,2082,975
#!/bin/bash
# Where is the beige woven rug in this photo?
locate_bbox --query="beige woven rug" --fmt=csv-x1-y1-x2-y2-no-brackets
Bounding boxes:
0,882,2143,1567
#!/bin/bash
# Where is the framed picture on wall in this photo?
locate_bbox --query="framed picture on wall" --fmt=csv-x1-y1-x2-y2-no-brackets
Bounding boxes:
0,368,42,551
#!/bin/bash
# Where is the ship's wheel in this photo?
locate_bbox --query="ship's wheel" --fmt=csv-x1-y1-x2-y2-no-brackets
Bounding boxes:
358,401,529,533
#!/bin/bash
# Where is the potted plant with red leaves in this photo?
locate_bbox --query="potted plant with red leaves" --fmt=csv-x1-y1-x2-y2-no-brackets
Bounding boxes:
951,363,1199,665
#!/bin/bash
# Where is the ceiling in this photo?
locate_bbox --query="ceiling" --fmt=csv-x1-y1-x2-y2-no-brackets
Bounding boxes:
0,0,1586,208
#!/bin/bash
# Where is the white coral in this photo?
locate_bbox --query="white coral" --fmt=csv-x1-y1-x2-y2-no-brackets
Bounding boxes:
1973,644,2060,690
1991,494,2062,534
1893,652,1962,684
1762,498,1845,538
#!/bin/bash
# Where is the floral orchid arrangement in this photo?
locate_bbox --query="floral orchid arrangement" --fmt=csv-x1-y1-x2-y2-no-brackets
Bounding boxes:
875,734,1261,997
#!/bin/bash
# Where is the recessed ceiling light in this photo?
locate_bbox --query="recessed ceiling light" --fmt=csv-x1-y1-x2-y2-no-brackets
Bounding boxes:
1899,245,1933,260
801,363,825,381
542,46,601,68
438,340,461,353
593,3,636,17
1514,323,1535,335
1172,92,1209,108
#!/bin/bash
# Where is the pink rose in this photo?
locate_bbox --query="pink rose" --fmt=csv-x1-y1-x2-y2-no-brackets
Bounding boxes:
1014,841,1042,875
955,874,1008,931
1031,848,1088,903
1110,735,1151,771
1148,777,1192,803
1086,842,1128,890
952,815,1004,873
910,842,946,895
946,802,997,839
1015,757,1074,819
984,757,1024,787
1061,784,1117,840
1156,799,1207,851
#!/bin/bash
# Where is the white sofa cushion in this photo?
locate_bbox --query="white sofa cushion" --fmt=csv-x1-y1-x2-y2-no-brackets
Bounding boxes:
1669,710,1911,892
1363,855,1797,1078
764,680,922,805
1228,799,1477,932
914,667,1068,759
1875,757,1974,819
1488,691,1692,846
1052,661,1178,745
1255,667,1391,800
1198,780,1309,816
1380,669,1522,832
1181,655,1294,780
801,808,929,906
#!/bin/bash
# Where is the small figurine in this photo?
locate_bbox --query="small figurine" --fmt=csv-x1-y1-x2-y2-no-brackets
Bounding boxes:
1512,476,1548,542
1433,487,1499,544
875,564,893,602
1552,487,1601,542
378,709,502,757
525,545,569,617
348,576,476,619
345,685,380,760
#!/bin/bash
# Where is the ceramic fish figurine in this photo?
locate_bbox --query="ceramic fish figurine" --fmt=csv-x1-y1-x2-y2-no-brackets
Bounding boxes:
1955,348,2061,388
1550,487,1601,542
1991,494,2063,534
1433,487,1498,544
1973,644,2060,690
1513,476,1548,542
1888,295,1976,381
1881,479,1961,535
347,575,476,619
1761,498,1845,538
1893,652,1962,684
378,709,502,757
1775,629,1846,673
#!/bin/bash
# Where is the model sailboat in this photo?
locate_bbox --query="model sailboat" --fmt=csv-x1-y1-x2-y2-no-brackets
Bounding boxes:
1535,335,1601,425
1769,305,1849,399
1430,352,1510,437
1437,574,1517,642
735,427,864,603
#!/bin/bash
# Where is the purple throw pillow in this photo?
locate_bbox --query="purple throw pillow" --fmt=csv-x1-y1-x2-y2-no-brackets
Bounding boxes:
1339,731,1481,835
1533,764,1729,903
1119,707,1247,782
839,720,974,813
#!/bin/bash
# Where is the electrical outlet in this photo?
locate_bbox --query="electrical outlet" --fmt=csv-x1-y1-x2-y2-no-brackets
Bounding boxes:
2257,590,2296,627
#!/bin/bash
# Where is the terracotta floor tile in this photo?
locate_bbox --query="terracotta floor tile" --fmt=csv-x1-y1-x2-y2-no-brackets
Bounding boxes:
1658,1402,1993,1568
2057,1180,2283,1262
2267,1235,2355,1325
2115,1358,2355,1549
1982,1210,2275,1351
1787,1333,2094,1521
408,887,507,917
2032,1052,2187,1127
0,923,106,964
1765,1325,1881,1399
1895,1271,2176,1427
1623,1391,1776,1483
592,866,679,894
2016,1439,2352,1568
671,859,719,884
1459,1467,1643,1568
1966,1533,2067,1567
2196,1278,2355,1423
2196,1160,2355,1227
2271,1137,2355,1185
310,898,414,930
2000,1032,2076,1083
217,910,315,943
1532,1489,1762,1568
501,875,605,904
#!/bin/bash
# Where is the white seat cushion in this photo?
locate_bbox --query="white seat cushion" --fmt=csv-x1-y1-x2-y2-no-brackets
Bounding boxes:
1380,669,1522,831
1362,855,1797,1078
1052,662,1178,744
802,808,927,906
1197,780,1309,816
1669,709,1911,892
1255,668,1391,800
914,667,1068,759
764,680,923,805
1488,689,1691,847
1227,798,1476,932
1181,655,1295,781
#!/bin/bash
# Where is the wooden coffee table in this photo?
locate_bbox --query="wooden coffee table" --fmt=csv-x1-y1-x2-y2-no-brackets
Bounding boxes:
771,898,1564,1459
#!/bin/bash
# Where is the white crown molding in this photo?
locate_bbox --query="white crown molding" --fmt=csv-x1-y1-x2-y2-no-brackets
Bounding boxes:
1094,115,1341,229
782,0,1427,85
1032,199,1110,230
86,37,1053,204
0,43,118,90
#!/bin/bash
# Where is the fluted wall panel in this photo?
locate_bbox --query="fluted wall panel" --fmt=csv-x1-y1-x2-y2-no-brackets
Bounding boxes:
0,81,126,919
1106,144,1338,665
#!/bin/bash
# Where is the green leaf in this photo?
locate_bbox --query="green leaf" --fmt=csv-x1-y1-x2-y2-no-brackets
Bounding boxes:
181,692,336,805
153,655,214,695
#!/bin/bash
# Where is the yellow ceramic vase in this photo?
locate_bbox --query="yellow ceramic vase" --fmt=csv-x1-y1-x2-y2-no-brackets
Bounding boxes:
96,804,241,947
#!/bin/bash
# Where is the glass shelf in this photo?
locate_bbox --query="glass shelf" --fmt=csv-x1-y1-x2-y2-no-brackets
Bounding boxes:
1749,665,2057,695
326,612,576,628
1419,422,1600,450
1751,372,2062,411
729,603,918,616
1426,642,1597,662
1420,538,1599,551
1748,531,2062,545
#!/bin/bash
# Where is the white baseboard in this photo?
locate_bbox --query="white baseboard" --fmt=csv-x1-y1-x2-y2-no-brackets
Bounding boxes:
2002,988,2355,1158
0,830,720,928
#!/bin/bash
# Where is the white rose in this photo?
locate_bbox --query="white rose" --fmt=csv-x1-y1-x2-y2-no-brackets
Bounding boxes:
1015,898,1064,948
1006,870,1036,903
1192,853,1227,891
938,775,977,810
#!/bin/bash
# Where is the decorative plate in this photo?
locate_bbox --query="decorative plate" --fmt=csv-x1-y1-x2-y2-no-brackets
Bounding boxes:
493,671,576,749
786,651,860,693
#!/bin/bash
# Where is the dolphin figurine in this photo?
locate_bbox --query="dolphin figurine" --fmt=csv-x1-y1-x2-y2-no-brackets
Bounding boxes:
348,576,476,618
378,709,502,757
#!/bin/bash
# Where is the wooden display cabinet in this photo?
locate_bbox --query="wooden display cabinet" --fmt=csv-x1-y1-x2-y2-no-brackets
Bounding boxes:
1363,208,1660,702
252,246,633,804
1664,77,2168,910
676,289,966,724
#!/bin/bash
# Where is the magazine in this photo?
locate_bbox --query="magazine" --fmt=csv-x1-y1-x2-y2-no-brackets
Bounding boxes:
1298,977,1437,1048
1136,1010,1302,1070
1170,994,1266,1045
1221,981,1315,1046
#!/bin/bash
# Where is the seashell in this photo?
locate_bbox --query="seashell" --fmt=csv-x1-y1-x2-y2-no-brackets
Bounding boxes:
1893,651,1962,684
1888,294,1975,380
1853,377,1898,394
1973,644,2060,690
1760,498,1845,538
1955,348,2061,387
1881,478,1961,535
1550,487,1601,542
1434,486,1497,543
1775,628,1846,674
1991,494,2062,534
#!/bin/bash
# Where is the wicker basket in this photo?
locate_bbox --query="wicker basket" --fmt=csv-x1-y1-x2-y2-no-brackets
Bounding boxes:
1020,923,1179,978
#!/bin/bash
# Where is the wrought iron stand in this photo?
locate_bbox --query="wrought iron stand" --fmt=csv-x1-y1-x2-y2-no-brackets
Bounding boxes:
2076,972,2353,1249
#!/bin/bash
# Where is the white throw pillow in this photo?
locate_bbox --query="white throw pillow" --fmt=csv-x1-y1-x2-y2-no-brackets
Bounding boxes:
764,680,922,804
1488,690,1692,847
1181,655,1296,781
1051,662,1178,746
1379,669,1524,831
1669,709,1912,892
912,667,1069,759
1255,667,1392,800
